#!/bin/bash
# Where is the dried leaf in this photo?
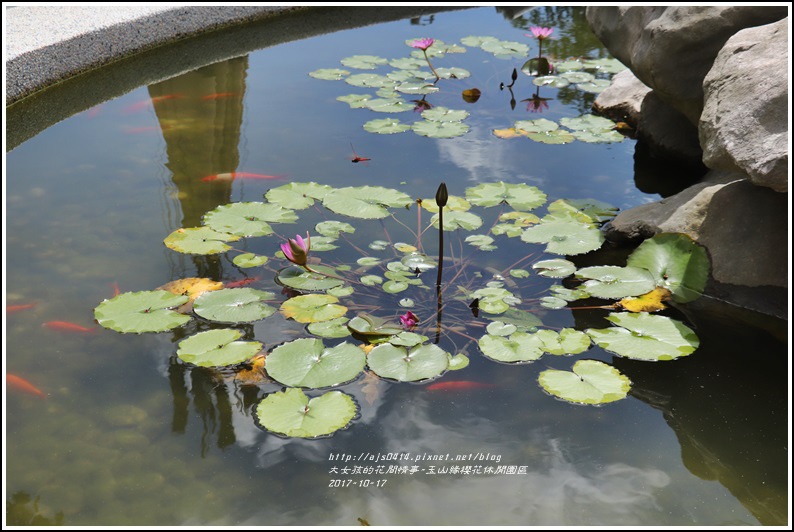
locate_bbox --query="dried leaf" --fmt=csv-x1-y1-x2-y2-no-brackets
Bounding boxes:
618,287,672,313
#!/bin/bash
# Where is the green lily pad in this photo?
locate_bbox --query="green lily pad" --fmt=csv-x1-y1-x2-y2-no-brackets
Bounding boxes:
395,82,440,95
326,285,354,298
412,120,470,138
559,71,595,84
389,57,427,69
382,280,409,294
532,76,570,88
447,353,470,371
357,257,382,266
389,331,428,348
550,285,590,301
401,252,437,273
265,182,333,210
430,210,482,231
469,286,520,315
323,186,412,219
421,107,470,122
520,220,604,255
532,259,576,278
481,39,529,59
347,314,404,342
626,233,710,303
176,329,262,367
337,93,375,108
307,316,351,339
494,308,544,331
576,266,657,299
266,338,365,388
232,253,268,268
514,119,558,134
255,388,358,439
554,60,584,72
586,312,700,361
346,73,395,88
203,202,297,237
309,68,350,80
526,130,577,144
582,57,627,74
547,198,619,224
486,321,517,337
465,234,495,250
435,67,471,79
576,79,612,94
510,269,530,278
573,130,625,143
193,288,277,323
363,98,413,113
540,296,568,309
367,343,449,382
315,220,355,238
94,290,191,333
163,227,241,255
387,69,433,82
534,328,591,355
277,266,345,292
363,118,411,134
478,332,544,363
465,182,547,211
280,294,347,324
420,195,472,213
340,55,388,70
360,275,383,286
307,236,338,252
491,223,524,237
460,35,499,47
539,359,631,405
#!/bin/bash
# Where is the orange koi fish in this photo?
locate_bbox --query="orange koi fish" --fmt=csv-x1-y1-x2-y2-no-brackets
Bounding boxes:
7,303,37,313
43,321,96,333
225,277,260,288
202,92,238,100
426,381,495,392
111,282,121,296
7,374,47,399
122,93,183,114
201,172,286,182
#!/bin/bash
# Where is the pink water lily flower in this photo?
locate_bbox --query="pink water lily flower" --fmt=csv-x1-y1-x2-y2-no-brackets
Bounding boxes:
281,232,311,267
526,26,554,40
410,38,435,51
399,311,419,330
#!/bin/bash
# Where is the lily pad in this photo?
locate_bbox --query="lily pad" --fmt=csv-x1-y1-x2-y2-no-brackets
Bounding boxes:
203,202,297,237
481,39,529,59
582,57,627,74
382,280,409,294
525,130,576,144
401,252,437,273
323,186,412,219
540,296,568,309
193,288,277,323
576,79,612,94
346,73,395,88
532,259,576,278
309,68,349,80
255,388,358,439
421,107,470,122
412,120,470,138
94,290,191,333
576,266,657,299
232,253,269,268
465,181,547,211
486,321,517,337
539,359,630,405
280,294,347,324
367,343,449,382
520,220,605,255
265,182,333,210
347,314,404,342
363,98,414,113
619,287,672,313
478,332,544,363
532,75,570,88
435,67,471,79
489,308,544,331
307,316,351,339
469,286,520,315
510,269,530,278
447,353,470,371
176,329,263,367
157,277,223,302
460,35,499,47
586,312,700,361
340,55,388,70
266,338,365,388
534,328,591,355
337,93,374,108
514,119,558,134
163,227,241,255
389,57,427,69
521,56,552,76
395,82,440,95
559,71,595,84
625,233,710,303
465,234,495,250
364,118,411,134
389,331,428,348
277,266,345,292
547,198,619,224
430,210,483,231
573,129,625,143
315,220,355,238
420,195,471,213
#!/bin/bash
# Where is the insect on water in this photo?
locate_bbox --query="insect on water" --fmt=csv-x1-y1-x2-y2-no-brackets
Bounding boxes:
350,143,371,164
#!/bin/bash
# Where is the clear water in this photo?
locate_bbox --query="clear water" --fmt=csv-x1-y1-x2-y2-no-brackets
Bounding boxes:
4,7,789,527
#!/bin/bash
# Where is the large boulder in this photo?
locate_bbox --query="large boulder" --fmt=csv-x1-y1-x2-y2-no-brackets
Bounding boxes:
586,6,788,125
700,18,789,193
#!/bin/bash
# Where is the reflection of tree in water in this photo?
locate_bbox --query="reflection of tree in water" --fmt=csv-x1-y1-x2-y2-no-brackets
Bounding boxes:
6,491,65,526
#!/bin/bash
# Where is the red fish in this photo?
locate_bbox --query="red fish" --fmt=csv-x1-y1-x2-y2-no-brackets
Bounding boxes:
201,172,286,182
111,282,121,297
43,321,96,333
202,92,238,100
7,374,47,399
225,277,260,288
350,142,371,164
7,303,37,313
122,93,183,114
426,381,495,392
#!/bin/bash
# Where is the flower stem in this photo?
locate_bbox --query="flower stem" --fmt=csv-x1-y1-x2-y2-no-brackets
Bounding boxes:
423,50,441,83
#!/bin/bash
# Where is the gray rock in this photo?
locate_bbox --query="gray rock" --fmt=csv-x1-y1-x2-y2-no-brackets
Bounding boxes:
700,18,789,193
592,69,650,126
636,91,703,168
586,6,788,124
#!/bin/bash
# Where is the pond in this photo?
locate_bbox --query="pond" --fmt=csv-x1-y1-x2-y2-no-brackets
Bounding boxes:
4,6,789,527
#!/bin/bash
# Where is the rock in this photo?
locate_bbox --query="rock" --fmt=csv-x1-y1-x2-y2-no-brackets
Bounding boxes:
591,69,650,126
636,91,703,168
586,6,788,124
700,18,789,193
605,170,788,319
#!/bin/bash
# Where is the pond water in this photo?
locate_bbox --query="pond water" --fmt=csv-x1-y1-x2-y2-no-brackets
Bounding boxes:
4,6,789,527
